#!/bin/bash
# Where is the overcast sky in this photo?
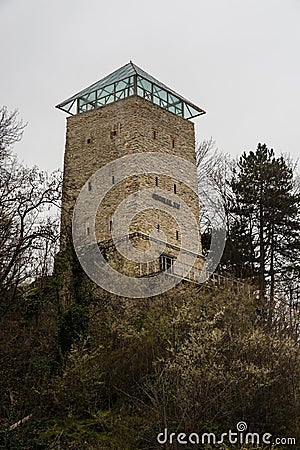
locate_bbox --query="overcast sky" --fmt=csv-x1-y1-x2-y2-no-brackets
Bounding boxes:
1,0,299,172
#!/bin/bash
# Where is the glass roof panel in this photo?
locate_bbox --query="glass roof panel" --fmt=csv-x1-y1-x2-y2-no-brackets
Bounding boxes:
153,85,167,101
168,93,181,106
105,94,114,104
96,98,105,108
84,91,96,102
102,84,114,95
137,76,152,92
187,104,201,118
175,107,183,117
137,87,144,97
96,88,104,98
183,103,192,119
56,62,205,119
116,78,132,91
63,100,76,113
116,90,126,100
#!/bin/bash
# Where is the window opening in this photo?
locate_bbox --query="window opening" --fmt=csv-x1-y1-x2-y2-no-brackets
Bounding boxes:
160,255,174,272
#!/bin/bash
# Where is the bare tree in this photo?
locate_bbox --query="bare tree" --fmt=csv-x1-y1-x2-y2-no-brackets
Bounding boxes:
0,106,61,312
0,106,26,157
196,138,235,265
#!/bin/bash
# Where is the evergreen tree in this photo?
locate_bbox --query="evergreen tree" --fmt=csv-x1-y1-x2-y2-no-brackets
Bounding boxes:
226,143,300,320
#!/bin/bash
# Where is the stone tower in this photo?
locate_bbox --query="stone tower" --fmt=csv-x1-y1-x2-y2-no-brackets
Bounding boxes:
56,62,206,293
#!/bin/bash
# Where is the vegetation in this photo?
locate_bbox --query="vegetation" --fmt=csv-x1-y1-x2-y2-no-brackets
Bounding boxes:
1,280,300,449
198,140,300,324
0,109,299,448
0,107,61,314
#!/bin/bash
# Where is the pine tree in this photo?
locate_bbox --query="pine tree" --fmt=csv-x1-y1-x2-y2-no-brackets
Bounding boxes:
227,143,300,320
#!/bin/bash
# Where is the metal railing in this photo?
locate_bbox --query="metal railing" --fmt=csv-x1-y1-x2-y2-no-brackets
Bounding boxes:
139,256,244,290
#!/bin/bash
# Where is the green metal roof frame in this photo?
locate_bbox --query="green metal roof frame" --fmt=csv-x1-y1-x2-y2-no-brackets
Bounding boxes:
56,62,206,120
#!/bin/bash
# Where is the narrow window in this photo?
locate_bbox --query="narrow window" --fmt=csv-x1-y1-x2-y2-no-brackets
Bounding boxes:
112,175,115,184
176,230,179,240
87,227,90,236
111,124,119,138
172,138,175,148
160,255,174,272
174,183,177,194
87,138,91,144
109,220,113,231
155,176,158,186
88,181,92,191
153,130,156,139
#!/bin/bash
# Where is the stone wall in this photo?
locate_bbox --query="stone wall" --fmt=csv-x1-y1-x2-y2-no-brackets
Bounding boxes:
60,94,204,279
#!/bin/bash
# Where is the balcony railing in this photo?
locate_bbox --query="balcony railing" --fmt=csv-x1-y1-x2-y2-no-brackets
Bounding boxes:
139,255,244,291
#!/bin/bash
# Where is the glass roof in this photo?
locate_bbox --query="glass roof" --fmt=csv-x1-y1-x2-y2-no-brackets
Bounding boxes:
56,62,206,120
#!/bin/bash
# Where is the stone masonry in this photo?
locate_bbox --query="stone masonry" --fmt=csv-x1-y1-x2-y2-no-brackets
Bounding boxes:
60,94,204,279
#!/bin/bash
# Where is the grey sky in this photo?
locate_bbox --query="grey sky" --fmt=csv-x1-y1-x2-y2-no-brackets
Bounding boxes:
1,0,299,171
